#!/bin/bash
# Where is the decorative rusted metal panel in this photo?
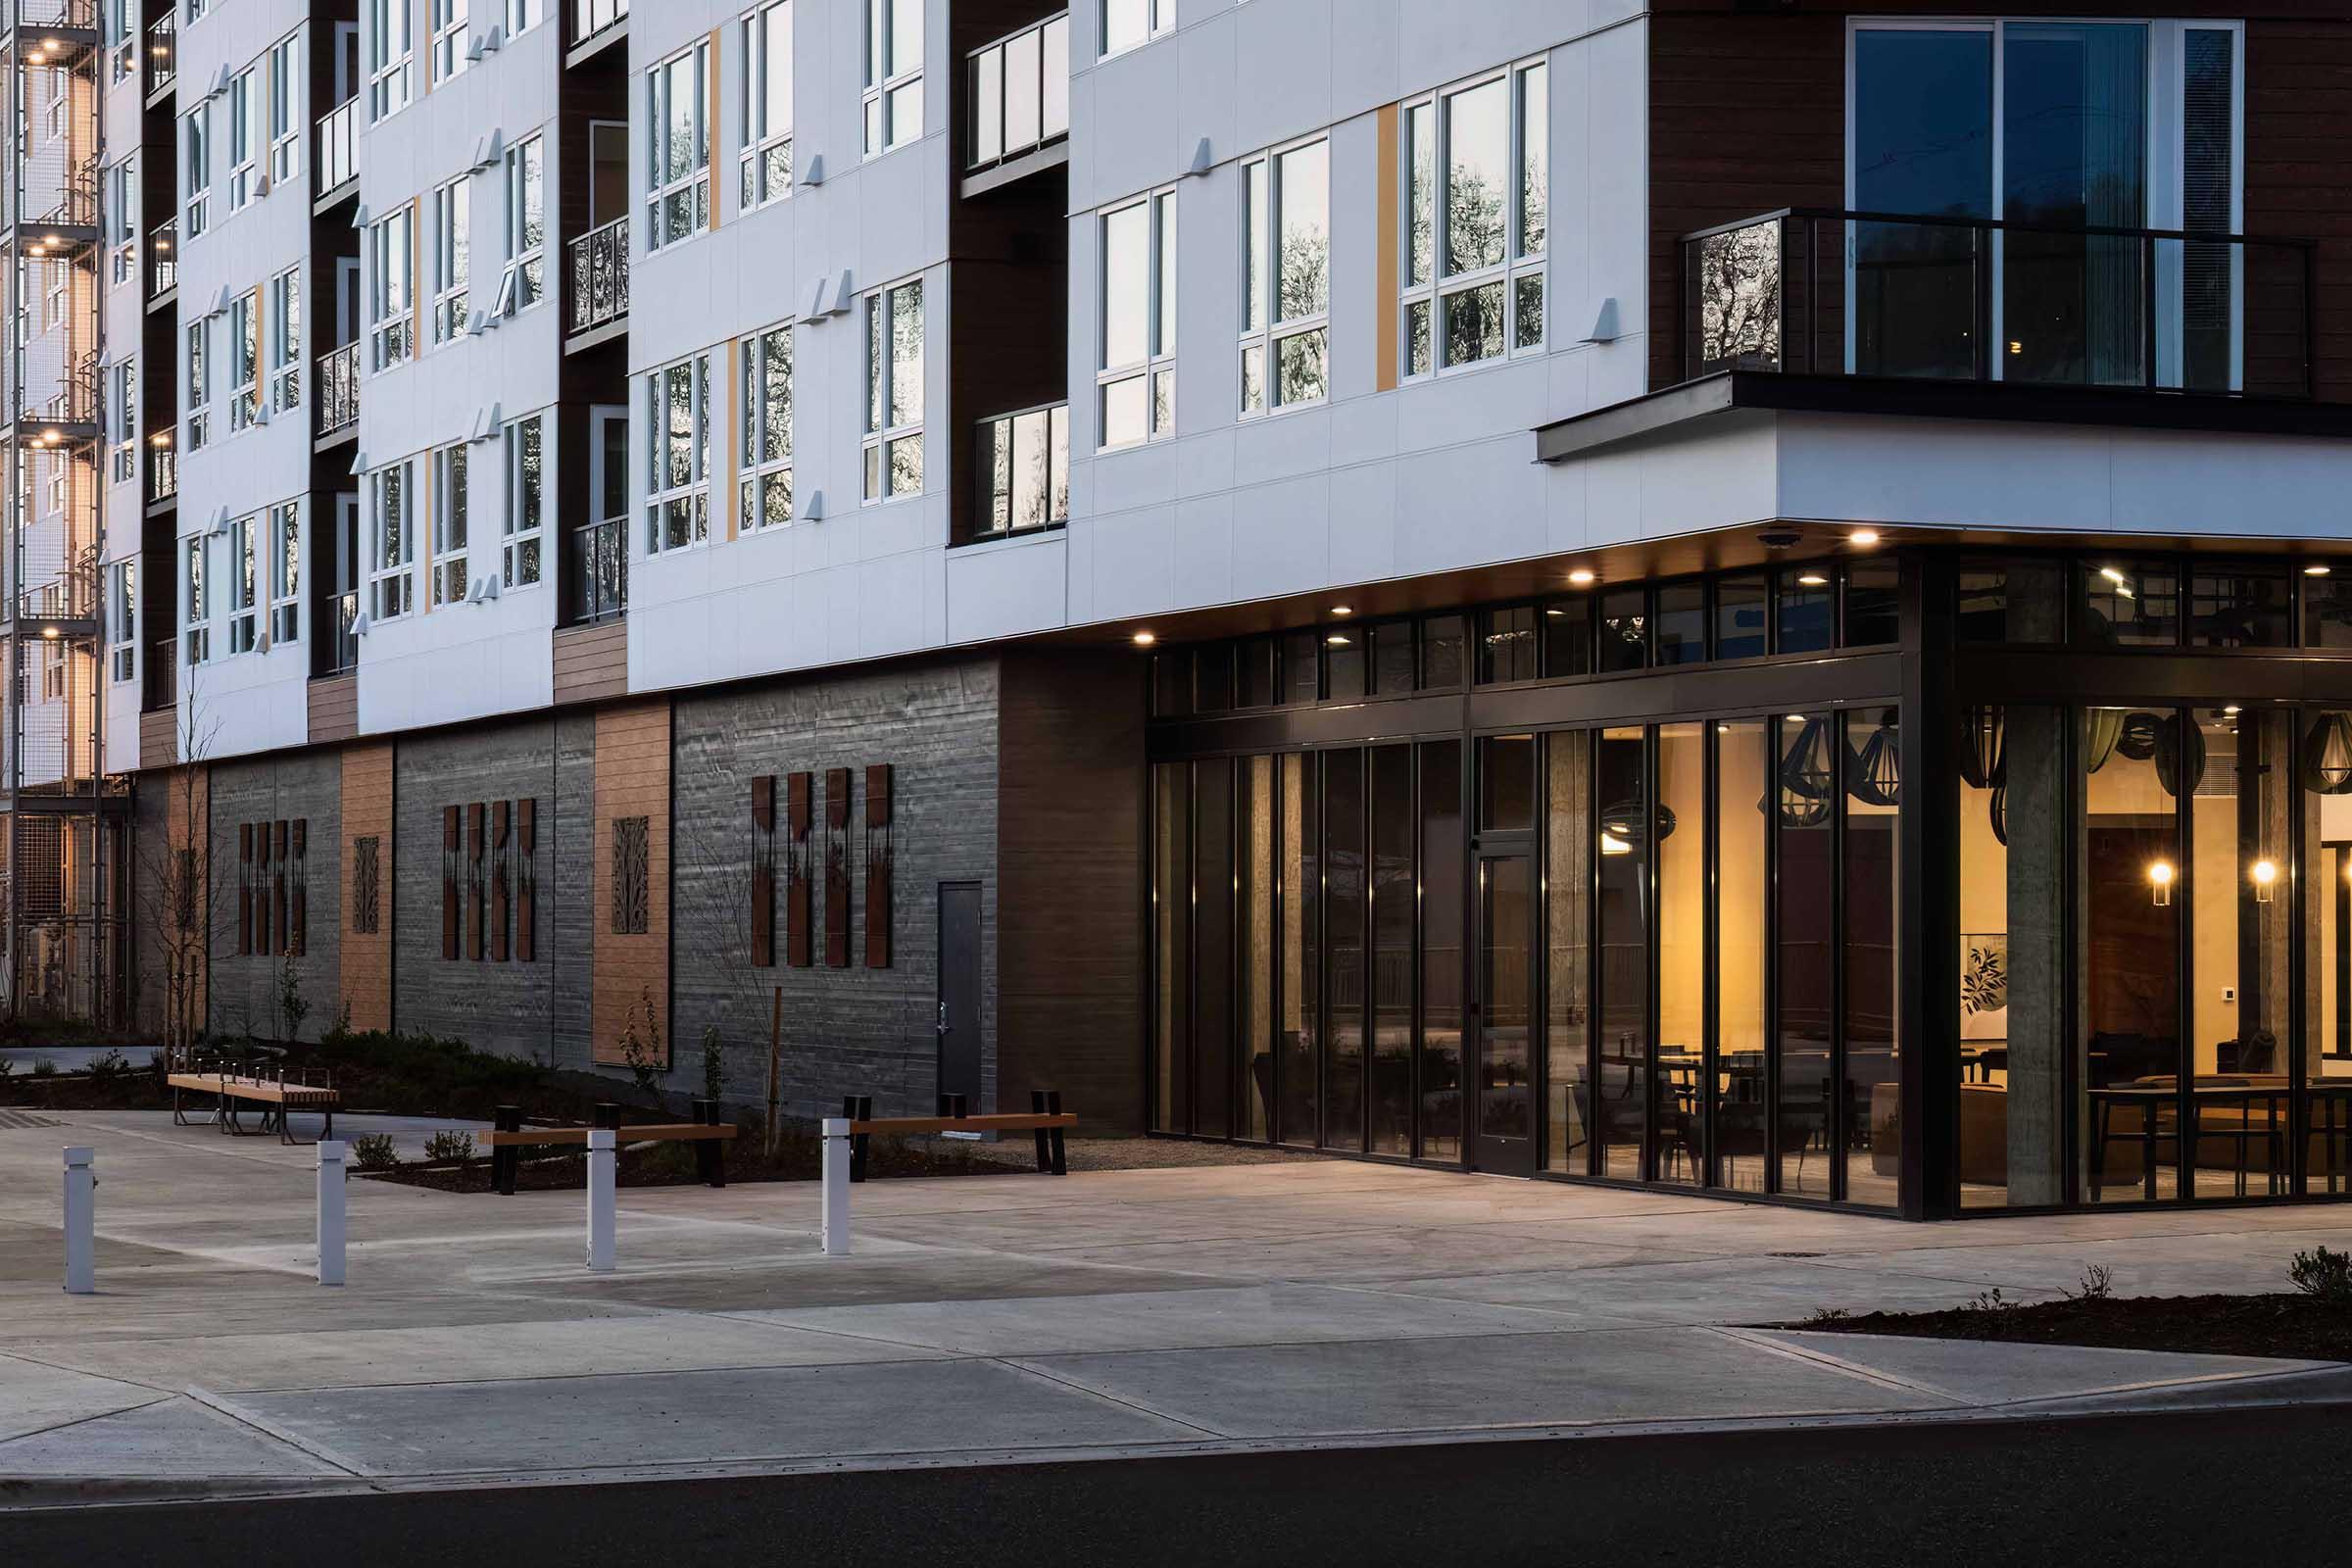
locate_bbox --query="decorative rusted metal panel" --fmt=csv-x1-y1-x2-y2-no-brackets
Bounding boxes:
270,820,288,956
237,823,254,956
289,820,308,956
352,836,380,934
823,768,851,967
785,770,813,967
750,775,776,967
466,804,486,962
863,764,892,968
442,807,461,959
516,799,536,961
490,801,511,962
612,815,651,935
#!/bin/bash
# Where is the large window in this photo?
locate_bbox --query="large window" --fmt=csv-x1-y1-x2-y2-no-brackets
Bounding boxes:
863,0,921,156
108,562,136,684
183,538,210,665
269,266,303,414
104,156,136,288
431,444,469,607
369,204,416,370
431,176,470,343
503,413,543,587
1100,189,1175,447
498,135,546,315
645,352,713,552
269,33,303,186
646,43,710,252
741,2,793,209
184,320,212,452
431,0,468,81
862,276,922,502
739,323,793,529
1402,59,1546,375
270,501,301,645
370,0,415,121
1102,0,1170,58
106,360,136,484
227,64,259,211
1238,139,1327,415
227,514,260,655
369,458,415,620
181,106,211,236
228,291,259,434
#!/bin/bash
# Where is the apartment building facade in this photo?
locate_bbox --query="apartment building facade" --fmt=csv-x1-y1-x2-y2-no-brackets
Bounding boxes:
27,0,2352,1219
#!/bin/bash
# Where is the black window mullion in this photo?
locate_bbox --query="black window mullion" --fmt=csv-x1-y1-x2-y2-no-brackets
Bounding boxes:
2175,706,2195,1203
1703,713,1721,1189
1764,714,1783,1194
1830,711,1849,1202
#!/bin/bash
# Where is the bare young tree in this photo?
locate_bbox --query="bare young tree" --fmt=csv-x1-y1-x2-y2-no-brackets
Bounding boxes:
132,661,229,1073
671,807,789,1152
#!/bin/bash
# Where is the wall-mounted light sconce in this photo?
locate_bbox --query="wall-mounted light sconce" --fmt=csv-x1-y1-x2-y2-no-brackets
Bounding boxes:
2149,858,2176,907
2252,858,2278,905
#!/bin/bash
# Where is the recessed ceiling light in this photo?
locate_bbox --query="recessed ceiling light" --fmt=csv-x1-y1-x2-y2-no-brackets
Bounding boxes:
2307,564,2332,577
1786,713,1808,724
1567,568,1595,586
1326,634,1352,647
1330,604,1353,616
1796,573,1829,587
2224,705,2242,715
1850,530,1880,546
1131,631,1155,647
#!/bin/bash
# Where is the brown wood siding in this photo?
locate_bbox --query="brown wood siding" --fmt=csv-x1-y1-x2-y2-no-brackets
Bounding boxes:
592,703,671,1065
308,674,358,743
339,742,396,1032
554,620,629,705
140,708,178,769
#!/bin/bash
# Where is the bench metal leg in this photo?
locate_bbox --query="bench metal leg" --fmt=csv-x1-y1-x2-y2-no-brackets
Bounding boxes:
1032,1090,1053,1173
692,1100,725,1188
843,1095,871,1183
493,1105,520,1196
1047,1089,1067,1177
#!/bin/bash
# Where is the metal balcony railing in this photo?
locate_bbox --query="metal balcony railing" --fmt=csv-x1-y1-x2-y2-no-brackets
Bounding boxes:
566,215,628,336
1682,208,2318,400
143,637,175,713
972,401,1069,540
146,8,175,97
316,97,358,199
572,0,627,47
147,443,177,506
317,343,359,438
326,591,359,674
146,216,176,300
966,12,1068,172
571,516,626,624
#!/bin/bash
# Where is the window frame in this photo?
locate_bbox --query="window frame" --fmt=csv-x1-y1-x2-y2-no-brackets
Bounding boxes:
503,411,545,587
269,33,303,186
431,443,469,607
182,104,211,237
861,275,924,504
105,155,137,288
431,0,468,81
431,175,470,344
737,321,794,530
862,0,922,157
496,134,545,316
228,289,259,434
644,351,714,554
1237,135,1331,416
370,0,416,122
1099,0,1171,60
368,458,416,621
270,266,303,414
185,319,212,452
227,513,260,656
270,500,302,646
740,1,794,211
108,560,137,684
1098,187,1177,449
507,0,545,35
107,359,136,484
645,42,711,253
369,202,416,371
1399,55,1548,380
226,62,259,211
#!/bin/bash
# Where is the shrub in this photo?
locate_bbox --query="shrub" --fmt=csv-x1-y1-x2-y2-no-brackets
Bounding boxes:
2289,1246,2352,1305
423,1129,476,1163
617,989,664,1102
350,1132,400,1170
2066,1263,2115,1303
30,1056,55,1078
277,950,312,1046
1802,1306,1851,1327
87,1049,131,1088
0,1054,13,1080
1963,1287,2016,1314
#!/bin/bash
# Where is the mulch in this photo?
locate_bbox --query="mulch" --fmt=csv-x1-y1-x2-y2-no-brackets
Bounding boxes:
1794,1293,2352,1363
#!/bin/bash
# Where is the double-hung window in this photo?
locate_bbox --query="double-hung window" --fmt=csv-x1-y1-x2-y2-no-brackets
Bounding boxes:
270,501,301,645
861,277,923,501
1101,0,1171,58
182,106,211,237
227,64,259,210
229,291,260,434
108,562,136,684
183,538,210,665
185,321,213,451
369,203,415,369
503,412,543,586
646,44,710,252
738,323,793,527
269,34,303,186
269,266,303,413
645,352,713,553
370,0,415,122
862,0,921,156
1238,138,1328,415
107,361,136,484
227,514,260,656
104,157,136,288
431,0,467,81
741,2,794,209
431,444,468,607
369,459,415,619
497,135,544,315
1099,189,1175,447
431,177,469,343
1401,59,1546,375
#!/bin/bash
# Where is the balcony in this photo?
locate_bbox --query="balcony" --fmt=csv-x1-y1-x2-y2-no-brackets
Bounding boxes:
145,217,176,304
144,7,174,102
971,401,1068,542
317,343,359,441
571,516,626,625
965,13,1067,184
325,591,359,675
1682,208,2316,400
572,0,626,49
146,442,176,507
142,637,175,714
566,216,628,344
315,97,358,205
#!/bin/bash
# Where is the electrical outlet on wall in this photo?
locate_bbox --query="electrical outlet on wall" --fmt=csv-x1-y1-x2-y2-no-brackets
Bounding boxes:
2223,986,2237,1004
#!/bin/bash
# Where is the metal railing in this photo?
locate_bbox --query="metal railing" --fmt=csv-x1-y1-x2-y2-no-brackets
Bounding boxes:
325,591,359,673
1682,208,2317,400
972,401,1069,540
147,443,177,505
571,516,626,624
316,97,358,199
572,0,627,47
143,637,175,713
317,343,359,437
567,215,628,336
146,216,176,300
966,12,1068,172
146,8,175,97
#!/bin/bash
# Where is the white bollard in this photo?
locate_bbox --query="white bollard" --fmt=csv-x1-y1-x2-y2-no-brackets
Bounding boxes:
316,1140,348,1287
820,1117,852,1256
585,1128,615,1273
62,1146,95,1295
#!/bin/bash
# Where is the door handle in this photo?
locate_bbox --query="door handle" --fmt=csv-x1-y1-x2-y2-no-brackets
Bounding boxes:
936,1002,951,1036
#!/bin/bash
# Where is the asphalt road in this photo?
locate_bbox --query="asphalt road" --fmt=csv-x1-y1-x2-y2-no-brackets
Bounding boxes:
5,1404,2340,1567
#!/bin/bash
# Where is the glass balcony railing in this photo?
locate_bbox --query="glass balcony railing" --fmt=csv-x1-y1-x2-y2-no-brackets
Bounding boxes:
571,516,627,624
317,343,359,438
316,97,358,198
966,13,1068,172
972,401,1069,540
567,215,628,336
326,591,360,674
1682,208,2317,400
146,8,176,97
573,0,627,47
146,442,177,506
146,216,176,300
143,637,176,713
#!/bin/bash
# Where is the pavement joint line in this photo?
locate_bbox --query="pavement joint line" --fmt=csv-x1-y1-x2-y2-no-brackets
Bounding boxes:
1975,1357,2352,1408
0,1394,176,1448
0,1345,181,1398
987,1356,1234,1439
1700,1327,1978,1404
180,1387,380,1478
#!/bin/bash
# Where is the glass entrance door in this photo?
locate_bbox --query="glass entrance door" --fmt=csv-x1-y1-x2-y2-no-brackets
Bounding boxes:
1474,853,1537,1175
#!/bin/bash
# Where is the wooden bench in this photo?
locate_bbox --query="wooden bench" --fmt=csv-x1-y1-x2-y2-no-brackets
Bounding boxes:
169,1068,339,1146
838,1089,1076,1180
475,1101,737,1194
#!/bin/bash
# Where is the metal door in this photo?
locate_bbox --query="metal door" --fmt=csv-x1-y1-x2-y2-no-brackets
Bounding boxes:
937,881,983,1104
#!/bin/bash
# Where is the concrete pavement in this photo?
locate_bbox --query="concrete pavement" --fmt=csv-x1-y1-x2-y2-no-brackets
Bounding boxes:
2,1109,2348,1506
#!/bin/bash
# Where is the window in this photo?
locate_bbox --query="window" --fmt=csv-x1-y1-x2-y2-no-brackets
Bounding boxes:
269,34,303,186
862,277,923,501
431,445,468,606
108,562,136,684
369,459,415,619
1402,59,1546,375
270,266,303,413
432,0,467,80
645,352,713,552
229,290,259,434
863,0,921,155
39,260,67,333
740,2,794,209
975,404,1068,538
39,66,65,143
185,320,212,451
370,0,415,121
105,0,135,84
227,514,260,656
507,0,544,34
497,135,545,315
183,537,210,664
1238,139,1328,415
1102,0,1169,58
104,157,137,288
227,64,259,211
737,325,794,527
182,105,211,236
431,177,469,343
1100,189,1175,446
270,501,301,645
646,43,710,251
107,361,136,485
503,413,543,586
369,204,415,369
